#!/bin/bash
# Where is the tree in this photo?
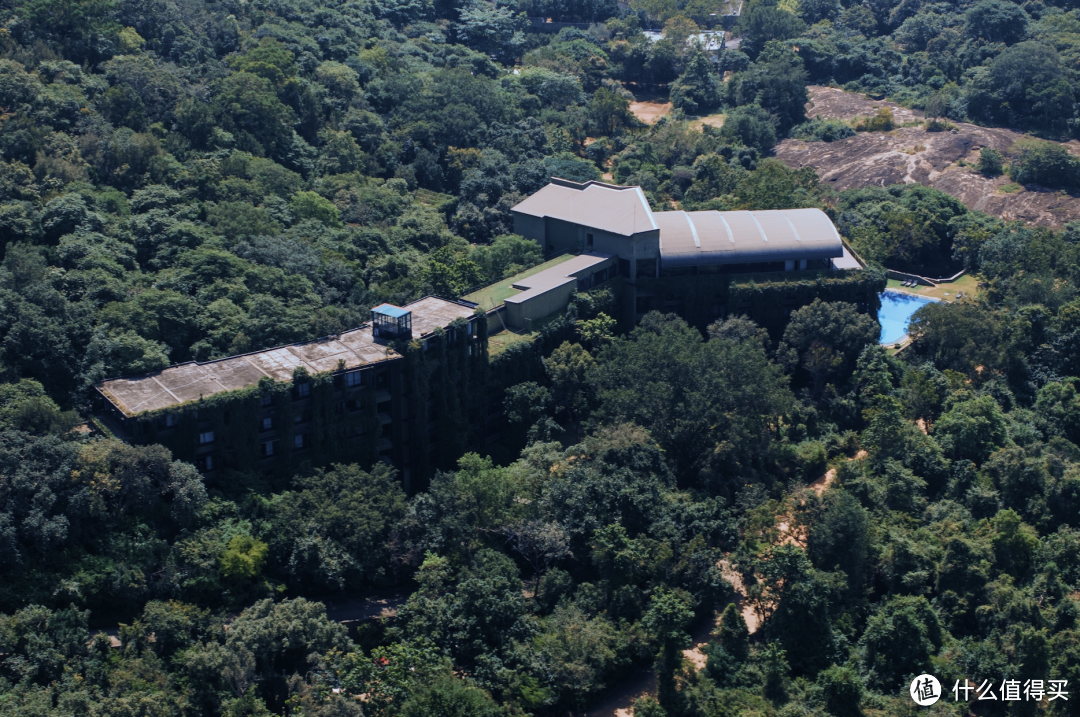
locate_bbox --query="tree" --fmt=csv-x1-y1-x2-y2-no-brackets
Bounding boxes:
977,148,1004,177
718,104,778,153
966,42,1075,133
544,341,595,426
737,5,806,59
589,87,634,135
643,587,694,710
457,1,527,62
669,53,721,115
859,595,942,689
779,300,881,388
271,463,407,591
589,312,792,484
965,0,1029,45
290,191,342,227
212,72,297,159
219,535,269,580
729,42,809,135
934,395,1008,464
399,676,505,717
808,489,870,594
1008,140,1080,190
817,665,864,717
756,544,836,674
716,602,749,662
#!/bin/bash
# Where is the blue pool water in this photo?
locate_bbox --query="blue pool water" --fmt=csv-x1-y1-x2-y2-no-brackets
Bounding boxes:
879,291,934,344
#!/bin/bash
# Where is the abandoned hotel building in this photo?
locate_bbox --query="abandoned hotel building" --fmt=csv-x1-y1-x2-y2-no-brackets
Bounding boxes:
95,179,874,487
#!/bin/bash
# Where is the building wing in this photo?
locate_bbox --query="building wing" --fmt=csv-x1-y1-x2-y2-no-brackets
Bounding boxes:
658,208,844,268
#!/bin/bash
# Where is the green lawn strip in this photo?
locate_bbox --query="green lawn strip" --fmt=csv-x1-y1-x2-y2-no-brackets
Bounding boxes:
463,254,576,310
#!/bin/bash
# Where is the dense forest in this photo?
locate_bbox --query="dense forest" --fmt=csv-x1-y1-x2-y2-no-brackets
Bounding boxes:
4,0,1080,715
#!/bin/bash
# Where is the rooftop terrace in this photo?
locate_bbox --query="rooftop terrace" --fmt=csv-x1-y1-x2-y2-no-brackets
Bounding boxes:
97,296,475,418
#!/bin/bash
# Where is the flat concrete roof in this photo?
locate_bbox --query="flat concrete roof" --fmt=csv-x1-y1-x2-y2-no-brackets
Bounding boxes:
832,245,863,270
512,179,658,237
657,208,844,267
97,296,476,417
505,253,614,305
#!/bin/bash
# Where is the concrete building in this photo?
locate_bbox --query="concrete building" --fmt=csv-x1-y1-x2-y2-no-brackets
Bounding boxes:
512,179,854,277
95,296,484,491
512,178,661,280
503,253,617,330
511,179,867,327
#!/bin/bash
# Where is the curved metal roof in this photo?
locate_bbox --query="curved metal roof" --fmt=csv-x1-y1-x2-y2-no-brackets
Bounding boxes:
657,208,843,267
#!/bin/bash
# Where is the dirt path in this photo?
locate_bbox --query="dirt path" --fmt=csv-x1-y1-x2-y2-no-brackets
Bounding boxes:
690,113,726,132
774,86,1080,227
581,613,716,717
719,559,759,634
630,100,672,125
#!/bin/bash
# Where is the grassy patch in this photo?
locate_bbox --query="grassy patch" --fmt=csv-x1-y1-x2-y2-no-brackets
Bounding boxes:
463,254,576,310
886,274,979,301
488,327,536,356
1000,182,1023,194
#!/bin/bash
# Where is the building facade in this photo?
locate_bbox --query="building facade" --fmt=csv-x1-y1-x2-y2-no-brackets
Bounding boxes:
510,179,876,330
94,296,486,492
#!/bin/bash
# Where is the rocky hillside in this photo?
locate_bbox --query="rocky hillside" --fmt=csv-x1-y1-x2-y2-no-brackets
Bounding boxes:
776,86,1080,227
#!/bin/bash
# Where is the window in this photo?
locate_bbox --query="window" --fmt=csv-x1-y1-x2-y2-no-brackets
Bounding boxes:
261,417,273,431
165,413,177,427
375,372,389,389
262,440,276,457
587,232,594,248
294,409,311,424
294,433,307,449
346,370,363,388
261,394,273,407
198,431,215,445
296,382,311,398
196,455,214,471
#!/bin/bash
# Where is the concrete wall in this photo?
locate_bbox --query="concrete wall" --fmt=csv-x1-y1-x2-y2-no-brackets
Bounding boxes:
505,277,577,330
544,217,584,254
513,212,546,245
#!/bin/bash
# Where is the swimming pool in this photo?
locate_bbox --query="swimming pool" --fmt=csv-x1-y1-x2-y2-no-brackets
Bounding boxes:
878,290,935,344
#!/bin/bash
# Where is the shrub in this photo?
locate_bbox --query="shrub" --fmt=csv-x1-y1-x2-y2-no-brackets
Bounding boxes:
925,118,956,132
790,118,856,142
1008,139,1080,190
977,147,1004,177
855,108,895,132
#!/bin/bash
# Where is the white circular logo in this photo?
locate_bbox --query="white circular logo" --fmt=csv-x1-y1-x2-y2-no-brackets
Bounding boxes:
910,674,941,706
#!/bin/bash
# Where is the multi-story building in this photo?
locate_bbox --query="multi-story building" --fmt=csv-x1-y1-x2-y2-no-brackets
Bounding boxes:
510,178,877,331
94,296,486,492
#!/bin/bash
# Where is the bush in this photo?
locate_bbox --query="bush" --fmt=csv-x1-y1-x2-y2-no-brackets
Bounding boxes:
790,118,856,142
818,665,864,717
719,104,778,153
977,148,1004,177
1008,139,1080,190
855,108,895,132
925,118,956,132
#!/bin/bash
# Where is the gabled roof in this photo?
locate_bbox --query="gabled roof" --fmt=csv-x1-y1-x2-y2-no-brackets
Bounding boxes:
511,178,659,237
656,208,844,267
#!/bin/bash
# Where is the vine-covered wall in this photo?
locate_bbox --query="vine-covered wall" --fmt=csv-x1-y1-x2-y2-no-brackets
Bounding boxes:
635,268,887,339
133,368,381,479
